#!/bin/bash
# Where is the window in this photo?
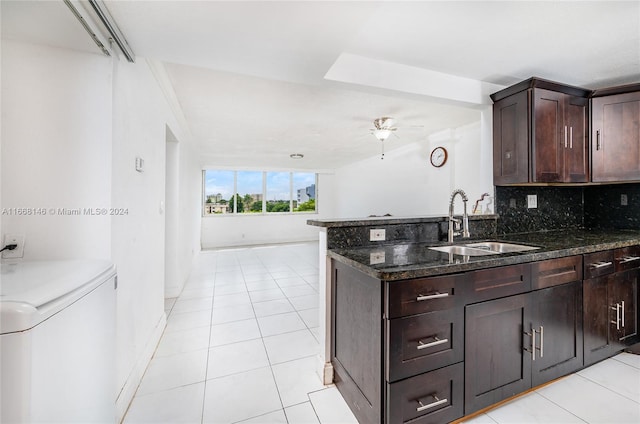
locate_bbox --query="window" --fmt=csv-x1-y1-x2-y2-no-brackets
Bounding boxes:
266,172,291,213
203,170,233,215
202,170,317,216
236,171,264,214
293,172,316,212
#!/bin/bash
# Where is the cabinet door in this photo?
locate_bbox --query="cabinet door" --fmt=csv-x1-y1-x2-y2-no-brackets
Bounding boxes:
531,282,583,387
332,261,382,424
592,92,640,182
611,269,639,346
564,96,589,182
583,275,614,366
465,294,532,414
533,89,564,182
493,90,529,185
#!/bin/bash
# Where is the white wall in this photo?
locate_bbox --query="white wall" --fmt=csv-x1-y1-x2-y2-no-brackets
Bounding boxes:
1,40,112,260
332,113,494,218
201,172,335,249
1,40,201,422
110,56,200,419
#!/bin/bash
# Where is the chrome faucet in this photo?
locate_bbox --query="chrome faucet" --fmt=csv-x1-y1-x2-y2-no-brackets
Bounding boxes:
448,189,470,243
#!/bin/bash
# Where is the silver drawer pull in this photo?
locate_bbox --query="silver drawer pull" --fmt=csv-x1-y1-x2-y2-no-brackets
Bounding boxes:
416,292,449,302
590,261,613,269
611,303,621,330
416,395,448,412
619,256,640,264
417,337,449,350
621,301,625,328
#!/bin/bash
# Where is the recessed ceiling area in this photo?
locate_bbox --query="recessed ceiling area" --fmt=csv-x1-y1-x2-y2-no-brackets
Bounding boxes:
3,1,639,170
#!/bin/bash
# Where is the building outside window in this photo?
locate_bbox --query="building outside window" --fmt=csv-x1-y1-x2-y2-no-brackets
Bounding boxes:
203,170,316,215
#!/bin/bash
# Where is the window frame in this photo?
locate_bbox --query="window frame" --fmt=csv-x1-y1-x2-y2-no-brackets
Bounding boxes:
202,170,318,217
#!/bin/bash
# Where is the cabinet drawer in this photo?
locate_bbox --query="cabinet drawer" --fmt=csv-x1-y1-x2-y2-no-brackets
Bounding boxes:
464,263,531,303
386,307,463,382
584,250,615,279
615,245,640,272
386,274,460,318
386,362,463,424
531,255,583,289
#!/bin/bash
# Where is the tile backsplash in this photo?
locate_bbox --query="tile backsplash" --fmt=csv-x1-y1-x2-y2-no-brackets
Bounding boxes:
584,183,640,229
496,186,584,235
496,183,640,234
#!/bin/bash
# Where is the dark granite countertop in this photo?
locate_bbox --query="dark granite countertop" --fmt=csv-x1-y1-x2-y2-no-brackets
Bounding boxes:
307,214,498,228
328,229,640,281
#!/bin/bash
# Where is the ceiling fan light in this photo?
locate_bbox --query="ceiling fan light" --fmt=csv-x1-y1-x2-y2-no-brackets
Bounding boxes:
373,129,392,141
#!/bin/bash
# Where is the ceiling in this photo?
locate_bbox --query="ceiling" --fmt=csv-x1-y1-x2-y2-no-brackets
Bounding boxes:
3,1,640,170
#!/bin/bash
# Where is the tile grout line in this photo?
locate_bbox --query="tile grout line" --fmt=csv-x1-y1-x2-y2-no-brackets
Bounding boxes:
242,252,291,423
200,263,219,424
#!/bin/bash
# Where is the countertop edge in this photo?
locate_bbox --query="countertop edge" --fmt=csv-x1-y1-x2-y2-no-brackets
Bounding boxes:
327,233,640,281
308,214,498,228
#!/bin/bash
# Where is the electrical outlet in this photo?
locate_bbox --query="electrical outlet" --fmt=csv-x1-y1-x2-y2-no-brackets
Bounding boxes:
370,229,386,241
370,251,386,265
527,194,538,209
2,234,25,259
621,194,628,206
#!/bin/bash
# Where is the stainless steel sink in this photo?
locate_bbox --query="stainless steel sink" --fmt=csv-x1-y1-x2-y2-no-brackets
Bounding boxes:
428,245,499,256
464,241,540,253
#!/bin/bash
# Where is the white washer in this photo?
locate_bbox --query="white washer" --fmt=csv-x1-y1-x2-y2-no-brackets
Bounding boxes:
1,260,117,423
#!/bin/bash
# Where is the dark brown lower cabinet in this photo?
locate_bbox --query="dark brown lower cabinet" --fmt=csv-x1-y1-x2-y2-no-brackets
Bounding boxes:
531,282,583,386
465,281,583,414
584,268,639,366
465,293,532,413
386,363,463,424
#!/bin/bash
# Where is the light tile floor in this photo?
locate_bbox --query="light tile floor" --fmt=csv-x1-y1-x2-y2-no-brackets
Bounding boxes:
123,242,358,424
123,242,640,424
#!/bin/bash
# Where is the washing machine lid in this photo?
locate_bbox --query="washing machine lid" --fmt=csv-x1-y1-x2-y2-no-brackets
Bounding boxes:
0,260,116,334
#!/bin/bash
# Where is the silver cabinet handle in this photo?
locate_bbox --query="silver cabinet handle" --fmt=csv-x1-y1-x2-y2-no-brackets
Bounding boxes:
619,256,640,264
590,261,613,269
524,327,536,361
564,126,568,148
539,326,544,358
596,130,601,150
621,301,625,328
416,292,449,302
611,303,621,330
416,395,447,412
417,336,448,350
570,126,573,149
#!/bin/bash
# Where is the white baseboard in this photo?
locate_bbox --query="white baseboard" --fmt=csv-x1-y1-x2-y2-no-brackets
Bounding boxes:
115,312,167,423
317,355,334,386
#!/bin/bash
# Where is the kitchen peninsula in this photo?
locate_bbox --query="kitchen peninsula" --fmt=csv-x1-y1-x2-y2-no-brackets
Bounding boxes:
308,215,640,424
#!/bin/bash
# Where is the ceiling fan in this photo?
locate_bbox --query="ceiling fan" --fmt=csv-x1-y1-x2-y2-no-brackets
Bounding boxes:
370,116,398,160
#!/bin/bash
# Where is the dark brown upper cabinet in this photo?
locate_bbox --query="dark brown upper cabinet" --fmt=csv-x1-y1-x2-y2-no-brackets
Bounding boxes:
591,85,640,182
491,78,590,185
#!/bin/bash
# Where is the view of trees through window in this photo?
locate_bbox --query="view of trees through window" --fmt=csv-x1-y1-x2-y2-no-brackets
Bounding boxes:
203,170,316,215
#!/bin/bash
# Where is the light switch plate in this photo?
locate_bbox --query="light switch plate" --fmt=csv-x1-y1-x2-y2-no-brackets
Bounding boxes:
370,229,386,241
527,195,538,209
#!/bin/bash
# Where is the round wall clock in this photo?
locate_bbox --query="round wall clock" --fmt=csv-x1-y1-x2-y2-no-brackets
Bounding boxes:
430,146,448,167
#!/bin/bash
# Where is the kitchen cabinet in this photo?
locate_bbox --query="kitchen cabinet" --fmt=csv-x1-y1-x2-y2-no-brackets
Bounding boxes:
464,257,583,413
491,78,590,185
591,87,640,182
583,247,640,366
330,244,638,423
332,261,464,424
